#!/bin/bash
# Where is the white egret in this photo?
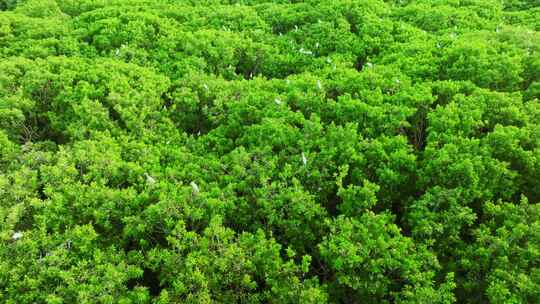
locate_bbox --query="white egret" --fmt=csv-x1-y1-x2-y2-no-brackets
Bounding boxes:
190,181,200,195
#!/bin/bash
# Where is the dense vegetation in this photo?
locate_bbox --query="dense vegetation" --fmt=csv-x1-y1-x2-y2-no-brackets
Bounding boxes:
0,0,539,303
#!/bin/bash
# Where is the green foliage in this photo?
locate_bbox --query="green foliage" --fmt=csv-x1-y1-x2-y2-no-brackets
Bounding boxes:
462,197,540,303
320,212,455,303
0,0,538,303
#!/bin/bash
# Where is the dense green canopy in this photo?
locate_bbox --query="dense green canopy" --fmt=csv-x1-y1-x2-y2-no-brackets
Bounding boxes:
1,0,539,303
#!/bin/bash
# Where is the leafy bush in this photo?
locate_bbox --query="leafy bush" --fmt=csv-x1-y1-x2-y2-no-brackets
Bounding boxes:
0,0,538,303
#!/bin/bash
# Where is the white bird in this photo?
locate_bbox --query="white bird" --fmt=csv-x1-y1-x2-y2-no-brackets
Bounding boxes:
203,84,209,91
301,152,307,166
144,173,156,185
299,48,313,55
190,181,200,195
366,62,373,68
317,80,322,90
326,57,332,63
115,49,120,56
315,42,320,48
294,25,298,31
12,231,23,240
274,97,282,105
